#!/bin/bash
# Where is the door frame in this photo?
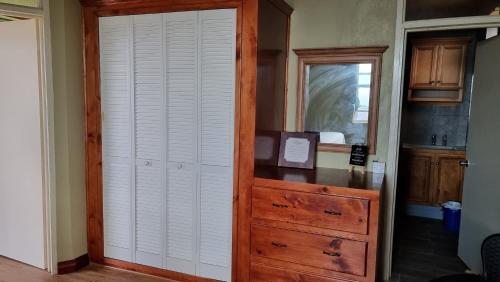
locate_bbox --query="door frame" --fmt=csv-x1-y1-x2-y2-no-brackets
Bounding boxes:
0,0,57,274
383,1,500,280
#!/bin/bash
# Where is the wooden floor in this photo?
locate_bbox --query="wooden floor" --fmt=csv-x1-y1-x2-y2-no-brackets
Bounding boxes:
0,256,177,282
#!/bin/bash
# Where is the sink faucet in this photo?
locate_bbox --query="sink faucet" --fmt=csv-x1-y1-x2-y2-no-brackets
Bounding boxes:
431,134,437,145
442,134,448,146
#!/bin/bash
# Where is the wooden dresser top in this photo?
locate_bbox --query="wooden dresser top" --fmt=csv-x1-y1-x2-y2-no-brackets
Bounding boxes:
254,165,384,192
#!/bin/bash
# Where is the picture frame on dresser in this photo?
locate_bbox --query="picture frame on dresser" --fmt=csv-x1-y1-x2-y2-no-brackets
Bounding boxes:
277,132,318,169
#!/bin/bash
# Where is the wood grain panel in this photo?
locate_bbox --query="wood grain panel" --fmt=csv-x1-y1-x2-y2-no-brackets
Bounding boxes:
408,37,469,102
82,5,104,263
251,225,367,277
406,153,433,204
237,0,258,281
434,155,465,204
250,263,353,282
410,44,437,88
103,258,217,282
402,148,465,206
58,254,90,274
252,186,369,234
436,43,467,89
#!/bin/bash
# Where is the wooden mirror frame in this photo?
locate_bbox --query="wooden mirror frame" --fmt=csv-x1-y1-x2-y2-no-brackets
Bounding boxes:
294,46,388,154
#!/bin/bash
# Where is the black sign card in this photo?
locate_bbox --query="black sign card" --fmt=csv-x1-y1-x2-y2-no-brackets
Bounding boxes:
349,145,368,166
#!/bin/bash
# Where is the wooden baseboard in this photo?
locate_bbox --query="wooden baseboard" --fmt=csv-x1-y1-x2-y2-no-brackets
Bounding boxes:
58,254,90,274
102,258,217,282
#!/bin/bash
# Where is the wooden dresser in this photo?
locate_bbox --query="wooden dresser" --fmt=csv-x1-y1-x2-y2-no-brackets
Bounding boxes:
250,165,384,282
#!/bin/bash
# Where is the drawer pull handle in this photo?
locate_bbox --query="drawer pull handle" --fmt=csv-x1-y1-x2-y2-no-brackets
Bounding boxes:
323,250,341,257
272,203,289,208
271,242,287,248
324,210,342,216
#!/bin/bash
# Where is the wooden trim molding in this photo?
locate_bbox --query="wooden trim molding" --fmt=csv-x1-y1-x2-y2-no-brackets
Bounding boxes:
237,2,258,281
82,0,257,281
103,258,218,282
293,46,388,155
57,254,90,274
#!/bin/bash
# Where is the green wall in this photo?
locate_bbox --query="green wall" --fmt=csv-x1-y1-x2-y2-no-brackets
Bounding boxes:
49,0,87,262
286,0,397,170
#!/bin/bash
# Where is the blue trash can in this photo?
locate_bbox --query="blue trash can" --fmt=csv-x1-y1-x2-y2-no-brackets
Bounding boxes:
442,201,461,233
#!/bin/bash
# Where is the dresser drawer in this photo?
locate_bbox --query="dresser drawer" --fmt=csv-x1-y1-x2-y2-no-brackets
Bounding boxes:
251,225,367,276
252,186,369,234
251,263,354,282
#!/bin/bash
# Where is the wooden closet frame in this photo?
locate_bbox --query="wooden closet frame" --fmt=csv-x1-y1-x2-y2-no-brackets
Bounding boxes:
80,0,257,281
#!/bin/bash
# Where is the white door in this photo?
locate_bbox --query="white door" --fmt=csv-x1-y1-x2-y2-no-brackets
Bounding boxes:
458,35,500,273
0,19,46,269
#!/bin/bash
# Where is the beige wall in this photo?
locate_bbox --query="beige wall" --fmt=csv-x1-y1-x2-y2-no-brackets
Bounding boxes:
45,0,397,264
285,0,397,170
49,0,87,262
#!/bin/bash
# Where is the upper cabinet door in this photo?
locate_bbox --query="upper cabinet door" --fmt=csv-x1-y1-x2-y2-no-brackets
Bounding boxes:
435,42,467,89
409,44,438,89
408,38,468,102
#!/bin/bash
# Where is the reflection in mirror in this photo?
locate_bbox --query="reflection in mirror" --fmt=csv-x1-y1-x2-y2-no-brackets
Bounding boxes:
304,63,372,145
295,47,387,154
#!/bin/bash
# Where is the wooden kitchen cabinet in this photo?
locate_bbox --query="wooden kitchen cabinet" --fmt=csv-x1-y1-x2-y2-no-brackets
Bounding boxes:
403,148,465,206
406,151,434,204
409,38,469,102
434,155,465,204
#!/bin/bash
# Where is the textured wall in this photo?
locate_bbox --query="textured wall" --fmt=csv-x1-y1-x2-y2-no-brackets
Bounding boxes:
286,0,397,170
49,0,87,262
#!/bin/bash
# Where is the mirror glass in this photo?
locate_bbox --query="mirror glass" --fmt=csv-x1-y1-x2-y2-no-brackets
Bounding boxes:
303,63,373,146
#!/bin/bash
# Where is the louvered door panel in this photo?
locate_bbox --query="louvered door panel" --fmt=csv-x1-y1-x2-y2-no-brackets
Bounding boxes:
198,9,236,281
135,161,162,267
133,14,164,268
165,12,197,164
199,9,236,167
199,165,233,281
166,161,197,275
99,16,133,262
134,14,164,161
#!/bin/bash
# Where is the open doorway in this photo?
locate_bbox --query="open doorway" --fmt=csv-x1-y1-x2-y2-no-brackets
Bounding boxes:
391,26,498,281
0,0,56,274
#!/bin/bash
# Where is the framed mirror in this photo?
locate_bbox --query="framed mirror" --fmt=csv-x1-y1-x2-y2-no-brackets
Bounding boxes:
294,47,387,154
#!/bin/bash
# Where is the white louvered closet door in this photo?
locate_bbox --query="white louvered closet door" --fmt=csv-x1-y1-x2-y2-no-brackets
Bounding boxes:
132,14,165,268
165,11,198,275
197,9,236,281
100,16,133,262
100,9,236,281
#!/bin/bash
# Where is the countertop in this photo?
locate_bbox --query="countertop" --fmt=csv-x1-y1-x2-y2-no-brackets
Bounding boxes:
254,165,384,191
402,143,466,151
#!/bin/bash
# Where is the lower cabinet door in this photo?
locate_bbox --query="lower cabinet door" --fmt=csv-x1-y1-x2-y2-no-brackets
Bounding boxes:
434,156,464,204
406,153,434,204
251,225,367,277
